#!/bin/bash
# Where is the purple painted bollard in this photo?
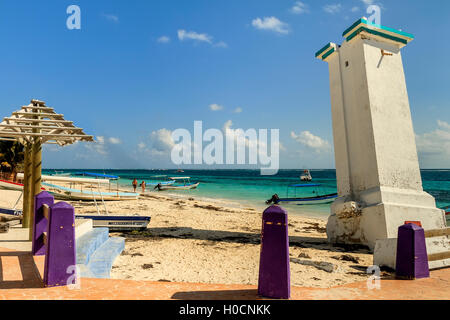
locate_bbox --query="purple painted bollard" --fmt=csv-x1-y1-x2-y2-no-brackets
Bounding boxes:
395,223,430,280
258,205,290,299
32,191,54,256
43,201,76,287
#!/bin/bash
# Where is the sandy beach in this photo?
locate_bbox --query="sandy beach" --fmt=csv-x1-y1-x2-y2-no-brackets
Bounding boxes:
73,192,386,288
0,188,389,288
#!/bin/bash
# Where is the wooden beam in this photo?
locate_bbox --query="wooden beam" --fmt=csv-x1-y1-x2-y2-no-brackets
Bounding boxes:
0,124,83,131
29,137,42,240
22,144,32,229
30,99,45,106
42,204,50,220
428,251,450,262
21,106,54,111
424,228,450,238
12,112,64,118
3,118,73,124
0,132,93,139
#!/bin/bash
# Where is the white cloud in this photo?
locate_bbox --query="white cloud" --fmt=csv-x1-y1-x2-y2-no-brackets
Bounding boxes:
178,30,213,43
416,120,450,167
157,36,170,43
149,128,175,153
209,103,224,111
251,17,289,35
233,107,243,114
137,142,146,150
437,120,450,130
351,6,360,12
108,137,121,145
102,13,119,23
291,131,331,152
361,0,374,4
291,1,309,14
87,136,107,155
323,4,342,14
177,30,227,48
214,41,228,48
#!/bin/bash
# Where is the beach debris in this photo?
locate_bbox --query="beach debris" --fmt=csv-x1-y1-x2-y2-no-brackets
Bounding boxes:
192,203,237,213
158,279,171,282
298,252,312,259
142,264,153,269
132,253,144,257
331,254,360,264
290,258,338,273
188,198,195,201
0,223,9,233
302,222,327,233
0,214,22,233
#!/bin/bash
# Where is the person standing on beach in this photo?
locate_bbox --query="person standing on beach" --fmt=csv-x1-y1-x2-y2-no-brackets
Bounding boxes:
132,178,138,192
141,181,146,193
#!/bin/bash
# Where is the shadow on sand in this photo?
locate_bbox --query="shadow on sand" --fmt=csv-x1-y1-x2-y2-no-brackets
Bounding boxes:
0,251,43,289
120,227,370,254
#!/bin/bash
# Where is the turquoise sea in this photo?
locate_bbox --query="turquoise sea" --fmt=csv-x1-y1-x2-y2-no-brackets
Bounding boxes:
43,169,450,222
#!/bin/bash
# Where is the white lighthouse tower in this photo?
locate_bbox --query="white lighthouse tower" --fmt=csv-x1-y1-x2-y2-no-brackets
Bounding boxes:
315,18,447,260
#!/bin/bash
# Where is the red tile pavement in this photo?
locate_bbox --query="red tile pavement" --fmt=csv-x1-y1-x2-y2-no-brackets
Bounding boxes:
0,247,449,300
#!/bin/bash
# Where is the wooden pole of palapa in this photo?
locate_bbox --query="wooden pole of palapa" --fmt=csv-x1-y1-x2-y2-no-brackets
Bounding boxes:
28,105,42,240
22,144,32,229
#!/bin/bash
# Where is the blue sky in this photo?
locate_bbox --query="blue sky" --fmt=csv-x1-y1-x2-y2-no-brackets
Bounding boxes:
0,0,449,169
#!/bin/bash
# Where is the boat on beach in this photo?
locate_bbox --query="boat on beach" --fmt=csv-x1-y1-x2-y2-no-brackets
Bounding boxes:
42,182,140,201
14,172,140,201
0,179,27,191
266,183,338,205
0,179,46,192
154,177,199,191
0,207,22,216
144,175,175,186
75,214,151,231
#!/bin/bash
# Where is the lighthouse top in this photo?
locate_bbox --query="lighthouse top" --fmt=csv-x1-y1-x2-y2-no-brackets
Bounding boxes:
315,17,415,62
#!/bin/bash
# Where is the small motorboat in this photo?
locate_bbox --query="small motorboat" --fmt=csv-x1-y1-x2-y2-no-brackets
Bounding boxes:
0,179,46,192
300,170,312,182
75,214,151,231
266,183,337,205
0,207,22,216
144,175,175,186
42,182,140,201
154,177,199,191
0,179,27,191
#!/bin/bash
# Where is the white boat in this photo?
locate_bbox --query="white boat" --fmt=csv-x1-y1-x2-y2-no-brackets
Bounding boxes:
17,173,111,185
0,179,25,191
300,169,312,182
266,183,337,205
75,214,151,231
42,182,140,201
154,177,199,191
144,175,175,186
0,207,22,216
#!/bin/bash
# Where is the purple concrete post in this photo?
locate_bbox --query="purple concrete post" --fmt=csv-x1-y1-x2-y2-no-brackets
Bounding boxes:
258,205,290,299
43,201,76,287
32,191,54,256
395,223,430,280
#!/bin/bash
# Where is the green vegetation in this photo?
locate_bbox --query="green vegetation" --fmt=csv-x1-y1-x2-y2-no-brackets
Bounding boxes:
0,141,24,177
